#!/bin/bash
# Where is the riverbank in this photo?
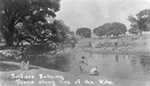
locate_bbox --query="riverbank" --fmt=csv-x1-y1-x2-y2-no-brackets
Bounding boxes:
83,47,150,55
77,34,150,55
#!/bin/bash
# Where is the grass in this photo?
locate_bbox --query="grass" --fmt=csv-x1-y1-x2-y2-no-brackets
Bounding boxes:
0,63,20,71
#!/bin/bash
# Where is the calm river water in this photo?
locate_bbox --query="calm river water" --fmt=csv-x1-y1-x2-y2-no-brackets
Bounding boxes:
69,52,150,80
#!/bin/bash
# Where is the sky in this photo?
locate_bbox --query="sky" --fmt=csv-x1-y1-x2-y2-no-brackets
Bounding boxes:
56,0,150,32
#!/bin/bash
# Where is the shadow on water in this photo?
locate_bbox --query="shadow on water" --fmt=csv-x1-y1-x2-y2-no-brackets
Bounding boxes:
115,54,118,62
139,55,150,74
30,54,71,72
0,52,71,72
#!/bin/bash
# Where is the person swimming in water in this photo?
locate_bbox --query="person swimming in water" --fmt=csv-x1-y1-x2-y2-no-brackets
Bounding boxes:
81,56,88,65
79,56,88,73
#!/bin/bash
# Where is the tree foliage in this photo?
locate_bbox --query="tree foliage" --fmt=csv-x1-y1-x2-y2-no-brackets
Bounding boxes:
93,26,105,37
0,0,62,46
76,27,91,38
128,28,139,35
93,22,127,38
128,9,150,35
111,22,127,36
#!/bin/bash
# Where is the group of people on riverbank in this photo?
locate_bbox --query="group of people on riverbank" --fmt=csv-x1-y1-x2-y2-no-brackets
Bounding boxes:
87,39,132,51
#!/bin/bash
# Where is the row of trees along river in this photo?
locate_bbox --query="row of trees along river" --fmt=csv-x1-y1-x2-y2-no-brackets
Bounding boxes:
76,9,150,38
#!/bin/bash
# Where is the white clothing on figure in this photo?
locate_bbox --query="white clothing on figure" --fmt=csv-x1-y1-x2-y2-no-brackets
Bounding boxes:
90,67,99,76
91,44,95,48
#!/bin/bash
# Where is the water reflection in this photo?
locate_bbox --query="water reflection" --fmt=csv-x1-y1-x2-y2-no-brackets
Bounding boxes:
115,54,118,62
139,55,150,74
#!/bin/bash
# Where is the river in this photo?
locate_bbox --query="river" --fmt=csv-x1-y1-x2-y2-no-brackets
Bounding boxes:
68,50,150,81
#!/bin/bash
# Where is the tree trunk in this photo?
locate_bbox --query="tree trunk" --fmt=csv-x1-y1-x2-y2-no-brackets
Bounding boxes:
3,31,14,47
6,40,13,46
5,36,13,47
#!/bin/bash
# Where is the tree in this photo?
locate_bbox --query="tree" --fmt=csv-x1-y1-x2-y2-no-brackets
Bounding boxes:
14,20,67,45
93,26,104,38
56,19,70,34
93,23,112,38
102,23,112,37
128,9,150,35
129,28,140,35
137,17,148,35
55,20,77,49
93,22,127,38
69,31,74,36
0,0,61,46
111,22,127,36
93,25,109,38
76,27,91,38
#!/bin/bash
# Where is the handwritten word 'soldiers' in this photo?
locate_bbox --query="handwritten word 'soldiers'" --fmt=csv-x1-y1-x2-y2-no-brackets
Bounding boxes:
11,73,34,84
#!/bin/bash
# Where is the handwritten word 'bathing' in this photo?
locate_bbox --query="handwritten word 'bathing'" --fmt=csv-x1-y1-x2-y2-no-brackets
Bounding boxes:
39,74,64,80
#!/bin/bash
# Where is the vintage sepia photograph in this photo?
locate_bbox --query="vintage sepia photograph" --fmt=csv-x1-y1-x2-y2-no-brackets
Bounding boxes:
0,0,150,86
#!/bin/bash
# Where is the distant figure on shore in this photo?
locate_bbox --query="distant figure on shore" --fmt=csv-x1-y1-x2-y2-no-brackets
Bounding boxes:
89,42,95,48
82,56,87,60
114,41,118,49
90,67,99,76
19,46,30,71
79,56,88,73
18,46,26,61
81,47,84,50
122,40,125,46
89,42,92,47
